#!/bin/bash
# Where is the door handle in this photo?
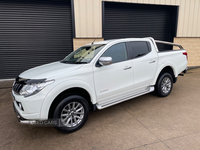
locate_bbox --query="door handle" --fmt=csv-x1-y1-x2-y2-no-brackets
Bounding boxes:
124,66,132,70
149,60,156,63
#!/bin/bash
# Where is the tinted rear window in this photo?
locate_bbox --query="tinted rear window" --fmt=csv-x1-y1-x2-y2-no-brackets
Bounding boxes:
126,41,151,59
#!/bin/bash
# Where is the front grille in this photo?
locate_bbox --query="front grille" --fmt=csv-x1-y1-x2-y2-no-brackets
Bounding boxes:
13,82,23,94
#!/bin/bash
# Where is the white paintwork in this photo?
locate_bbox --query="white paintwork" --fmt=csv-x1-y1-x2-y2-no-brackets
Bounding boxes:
93,59,134,104
132,40,158,91
12,37,188,120
20,62,84,79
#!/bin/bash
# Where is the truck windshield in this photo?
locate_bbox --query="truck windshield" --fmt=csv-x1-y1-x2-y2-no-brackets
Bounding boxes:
61,44,105,64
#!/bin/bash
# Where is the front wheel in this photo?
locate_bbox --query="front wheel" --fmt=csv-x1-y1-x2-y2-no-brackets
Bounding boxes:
155,72,173,97
53,95,89,133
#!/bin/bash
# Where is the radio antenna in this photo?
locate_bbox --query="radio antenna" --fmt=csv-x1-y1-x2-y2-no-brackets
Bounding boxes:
91,34,100,45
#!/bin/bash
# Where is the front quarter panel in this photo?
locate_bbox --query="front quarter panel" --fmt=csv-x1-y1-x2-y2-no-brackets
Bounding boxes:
39,80,96,120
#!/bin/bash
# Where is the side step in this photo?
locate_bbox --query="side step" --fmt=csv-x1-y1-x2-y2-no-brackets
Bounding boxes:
96,86,154,110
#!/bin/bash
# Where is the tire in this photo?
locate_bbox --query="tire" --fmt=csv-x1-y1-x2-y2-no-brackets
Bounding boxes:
155,72,173,97
53,95,89,133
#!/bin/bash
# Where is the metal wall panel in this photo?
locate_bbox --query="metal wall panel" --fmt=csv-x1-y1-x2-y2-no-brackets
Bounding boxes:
103,2,178,51
74,0,200,38
0,0,73,79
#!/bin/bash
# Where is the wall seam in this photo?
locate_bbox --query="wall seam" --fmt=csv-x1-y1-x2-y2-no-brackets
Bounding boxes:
196,0,200,37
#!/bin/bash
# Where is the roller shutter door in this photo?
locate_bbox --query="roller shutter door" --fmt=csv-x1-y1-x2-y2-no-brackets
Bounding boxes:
0,0,73,79
103,2,178,50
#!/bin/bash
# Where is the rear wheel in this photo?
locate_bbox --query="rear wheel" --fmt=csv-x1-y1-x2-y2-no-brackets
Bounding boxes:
53,95,89,133
155,72,173,97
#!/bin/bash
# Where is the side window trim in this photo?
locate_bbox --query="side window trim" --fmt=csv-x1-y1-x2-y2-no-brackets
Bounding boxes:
125,42,132,60
146,42,152,52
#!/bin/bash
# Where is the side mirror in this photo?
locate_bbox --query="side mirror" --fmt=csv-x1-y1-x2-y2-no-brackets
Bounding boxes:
98,57,112,66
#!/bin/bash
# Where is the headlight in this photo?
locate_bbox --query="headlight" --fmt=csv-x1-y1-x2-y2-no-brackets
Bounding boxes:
19,80,54,97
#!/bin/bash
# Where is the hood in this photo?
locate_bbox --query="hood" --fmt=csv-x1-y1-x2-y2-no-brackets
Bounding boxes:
19,61,83,79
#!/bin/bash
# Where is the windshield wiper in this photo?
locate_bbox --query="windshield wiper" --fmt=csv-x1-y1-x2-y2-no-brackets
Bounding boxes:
61,61,87,64
74,62,88,64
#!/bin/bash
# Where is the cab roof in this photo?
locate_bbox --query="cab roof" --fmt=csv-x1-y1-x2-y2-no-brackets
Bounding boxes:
85,38,152,46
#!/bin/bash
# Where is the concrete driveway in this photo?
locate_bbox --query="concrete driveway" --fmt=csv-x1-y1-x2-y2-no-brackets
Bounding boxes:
0,68,200,150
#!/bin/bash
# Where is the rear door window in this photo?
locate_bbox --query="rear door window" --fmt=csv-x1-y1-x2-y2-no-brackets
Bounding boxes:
126,41,151,59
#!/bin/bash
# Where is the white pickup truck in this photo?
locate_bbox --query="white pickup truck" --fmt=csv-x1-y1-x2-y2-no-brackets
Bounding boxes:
12,37,188,133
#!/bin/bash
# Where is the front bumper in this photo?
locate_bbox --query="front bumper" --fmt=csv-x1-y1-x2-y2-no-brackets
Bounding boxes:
13,102,36,124
11,91,43,120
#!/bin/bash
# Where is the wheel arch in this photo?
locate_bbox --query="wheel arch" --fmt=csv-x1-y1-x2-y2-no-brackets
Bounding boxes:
48,87,94,119
151,65,177,85
39,80,97,120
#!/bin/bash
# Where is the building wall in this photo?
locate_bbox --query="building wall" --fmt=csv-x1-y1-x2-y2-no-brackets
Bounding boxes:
174,38,200,66
73,38,104,50
74,0,200,38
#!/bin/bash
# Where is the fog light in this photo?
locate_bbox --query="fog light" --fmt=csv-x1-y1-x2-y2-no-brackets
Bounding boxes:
16,101,24,111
